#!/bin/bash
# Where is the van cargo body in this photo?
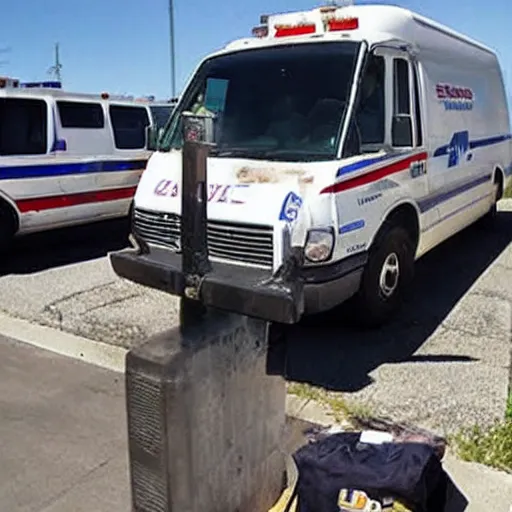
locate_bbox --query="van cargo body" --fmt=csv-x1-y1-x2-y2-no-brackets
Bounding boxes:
112,4,512,325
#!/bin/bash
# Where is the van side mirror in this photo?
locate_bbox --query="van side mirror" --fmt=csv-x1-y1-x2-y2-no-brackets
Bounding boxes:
392,115,413,147
145,125,161,151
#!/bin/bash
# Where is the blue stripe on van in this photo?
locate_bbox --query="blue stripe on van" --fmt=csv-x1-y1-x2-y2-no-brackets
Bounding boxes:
0,159,148,180
422,192,493,232
433,133,511,157
417,173,492,213
336,153,400,177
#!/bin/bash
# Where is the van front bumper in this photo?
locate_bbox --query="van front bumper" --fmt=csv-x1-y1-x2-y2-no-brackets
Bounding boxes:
109,244,367,324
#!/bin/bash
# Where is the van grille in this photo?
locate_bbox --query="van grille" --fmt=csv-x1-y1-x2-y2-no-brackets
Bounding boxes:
133,208,274,268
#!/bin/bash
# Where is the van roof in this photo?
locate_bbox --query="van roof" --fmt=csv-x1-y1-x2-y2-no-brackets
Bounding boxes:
224,4,495,57
0,86,154,105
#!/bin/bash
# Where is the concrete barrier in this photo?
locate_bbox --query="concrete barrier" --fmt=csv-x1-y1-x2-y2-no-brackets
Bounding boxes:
125,308,287,512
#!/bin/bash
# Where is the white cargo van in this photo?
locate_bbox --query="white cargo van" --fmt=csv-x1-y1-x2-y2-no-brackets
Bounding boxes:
113,4,512,325
0,81,162,251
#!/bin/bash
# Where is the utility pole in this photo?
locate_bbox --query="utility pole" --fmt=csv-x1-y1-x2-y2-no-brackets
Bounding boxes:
169,0,176,98
48,43,62,83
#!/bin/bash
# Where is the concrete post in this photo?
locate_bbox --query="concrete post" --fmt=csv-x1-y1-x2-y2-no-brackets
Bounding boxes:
125,312,287,512
121,112,288,512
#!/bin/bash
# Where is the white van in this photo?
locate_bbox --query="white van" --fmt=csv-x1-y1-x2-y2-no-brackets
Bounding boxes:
112,4,512,325
0,80,162,251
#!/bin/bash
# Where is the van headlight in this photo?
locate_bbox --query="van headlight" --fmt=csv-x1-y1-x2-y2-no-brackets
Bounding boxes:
304,227,335,263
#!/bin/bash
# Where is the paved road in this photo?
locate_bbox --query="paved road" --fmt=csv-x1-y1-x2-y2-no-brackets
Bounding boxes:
1,202,511,433
0,334,130,512
0,332,327,512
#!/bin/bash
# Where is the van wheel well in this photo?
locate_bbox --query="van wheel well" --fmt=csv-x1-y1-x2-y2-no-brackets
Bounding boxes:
494,168,504,200
380,204,420,253
0,198,19,235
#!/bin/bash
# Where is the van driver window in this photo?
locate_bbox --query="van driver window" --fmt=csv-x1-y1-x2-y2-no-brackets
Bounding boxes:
355,55,385,146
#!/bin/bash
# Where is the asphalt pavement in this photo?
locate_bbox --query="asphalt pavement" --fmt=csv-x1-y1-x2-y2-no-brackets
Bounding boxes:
0,334,130,512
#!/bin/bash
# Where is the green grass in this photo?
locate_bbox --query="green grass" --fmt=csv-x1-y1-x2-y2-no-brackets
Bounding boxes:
451,393,512,474
287,382,372,425
504,181,512,199
453,421,512,473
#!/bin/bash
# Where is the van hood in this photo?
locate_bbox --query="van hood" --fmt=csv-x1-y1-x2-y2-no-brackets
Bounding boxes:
134,150,330,225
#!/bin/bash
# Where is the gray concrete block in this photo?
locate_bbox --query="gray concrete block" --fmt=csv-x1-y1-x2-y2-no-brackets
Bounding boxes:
125,309,287,512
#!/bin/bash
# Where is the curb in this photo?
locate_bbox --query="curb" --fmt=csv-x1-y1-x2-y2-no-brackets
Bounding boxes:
0,312,339,426
0,312,128,373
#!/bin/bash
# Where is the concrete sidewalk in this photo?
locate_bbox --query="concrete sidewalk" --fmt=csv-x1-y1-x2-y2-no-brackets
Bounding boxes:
0,335,130,512
2,334,512,511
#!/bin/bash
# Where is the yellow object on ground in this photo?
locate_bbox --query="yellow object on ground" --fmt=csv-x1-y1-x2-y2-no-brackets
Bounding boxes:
268,487,296,512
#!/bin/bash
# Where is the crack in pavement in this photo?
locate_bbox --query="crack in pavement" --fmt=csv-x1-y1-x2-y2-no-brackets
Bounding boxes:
37,457,112,512
42,281,118,311
82,292,142,315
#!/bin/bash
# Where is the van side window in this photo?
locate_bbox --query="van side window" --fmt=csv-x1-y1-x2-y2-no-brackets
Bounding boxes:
149,105,173,130
356,55,385,145
109,105,150,150
412,66,423,146
0,98,47,156
58,101,104,129
392,58,413,147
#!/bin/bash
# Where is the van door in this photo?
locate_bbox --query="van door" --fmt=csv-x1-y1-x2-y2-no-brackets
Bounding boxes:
389,54,429,197
419,59,487,241
370,48,435,239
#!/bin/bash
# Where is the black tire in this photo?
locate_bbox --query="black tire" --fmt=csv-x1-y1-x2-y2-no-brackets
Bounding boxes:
353,224,415,328
0,203,16,256
477,179,500,229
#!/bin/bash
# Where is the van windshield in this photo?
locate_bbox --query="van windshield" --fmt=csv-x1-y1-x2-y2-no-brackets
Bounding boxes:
159,41,361,161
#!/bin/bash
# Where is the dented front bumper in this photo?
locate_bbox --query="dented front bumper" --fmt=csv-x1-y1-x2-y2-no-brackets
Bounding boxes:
109,241,367,324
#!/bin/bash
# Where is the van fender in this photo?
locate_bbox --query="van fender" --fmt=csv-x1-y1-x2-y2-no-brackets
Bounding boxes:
0,189,20,225
366,198,421,253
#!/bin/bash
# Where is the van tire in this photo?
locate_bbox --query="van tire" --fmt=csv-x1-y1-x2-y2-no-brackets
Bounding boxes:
478,177,501,229
0,202,16,255
353,224,415,328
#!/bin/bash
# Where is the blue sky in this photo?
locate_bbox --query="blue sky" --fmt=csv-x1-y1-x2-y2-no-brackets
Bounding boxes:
1,0,510,105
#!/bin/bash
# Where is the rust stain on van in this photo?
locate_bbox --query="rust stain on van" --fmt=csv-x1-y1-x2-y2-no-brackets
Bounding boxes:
236,167,314,185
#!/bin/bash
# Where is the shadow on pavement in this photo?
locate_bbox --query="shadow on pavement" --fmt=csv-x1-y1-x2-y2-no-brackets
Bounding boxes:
283,210,512,392
0,218,131,276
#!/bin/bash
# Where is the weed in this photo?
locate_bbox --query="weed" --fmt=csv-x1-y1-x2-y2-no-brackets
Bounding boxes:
286,382,372,426
453,420,512,473
504,180,512,199
452,392,512,473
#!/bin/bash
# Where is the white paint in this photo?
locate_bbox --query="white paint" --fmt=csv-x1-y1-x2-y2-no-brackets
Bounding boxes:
0,312,127,373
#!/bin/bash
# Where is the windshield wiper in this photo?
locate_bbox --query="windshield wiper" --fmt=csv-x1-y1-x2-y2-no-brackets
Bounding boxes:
210,147,274,159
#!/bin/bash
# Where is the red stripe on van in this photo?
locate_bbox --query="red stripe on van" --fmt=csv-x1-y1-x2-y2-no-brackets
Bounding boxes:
16,186,137,213
320,152,428,194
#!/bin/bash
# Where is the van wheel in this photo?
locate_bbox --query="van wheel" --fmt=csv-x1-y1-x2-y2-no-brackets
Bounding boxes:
478,179,500,229
353,224,415,328
0,203,16,255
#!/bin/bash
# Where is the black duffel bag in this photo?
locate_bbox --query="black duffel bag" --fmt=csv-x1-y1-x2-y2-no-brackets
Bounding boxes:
286,432,448,512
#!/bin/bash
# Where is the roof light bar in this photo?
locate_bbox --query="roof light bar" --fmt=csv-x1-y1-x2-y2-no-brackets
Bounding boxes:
275,23,316,38
327,17,359,31
21,81,62,89
0,77,20,88
252,25,269,38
